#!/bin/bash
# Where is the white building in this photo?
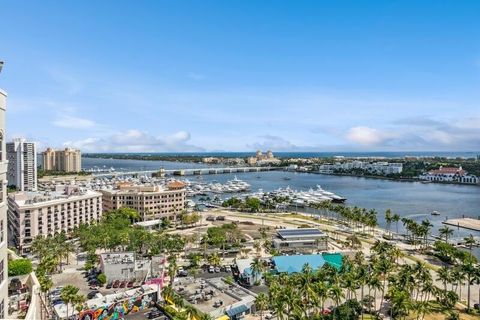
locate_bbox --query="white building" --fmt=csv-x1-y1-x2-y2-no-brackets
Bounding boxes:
0,61,8,318
7,139,37,191
319,161,403,175
272,228,328,253
99,252,151,282
419,166,479,184
8,185,102,254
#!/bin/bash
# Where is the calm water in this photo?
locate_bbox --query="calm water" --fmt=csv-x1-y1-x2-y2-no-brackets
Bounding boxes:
83,157,480,255
83,151,480,159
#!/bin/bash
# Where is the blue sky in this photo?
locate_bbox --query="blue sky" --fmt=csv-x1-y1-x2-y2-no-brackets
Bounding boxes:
0,0,479,152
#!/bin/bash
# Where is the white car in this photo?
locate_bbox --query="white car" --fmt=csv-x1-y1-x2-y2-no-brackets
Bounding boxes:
225,266,232,273
208,266,215,273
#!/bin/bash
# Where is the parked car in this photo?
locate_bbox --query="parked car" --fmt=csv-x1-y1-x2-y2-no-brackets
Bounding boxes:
112,280,120,288
52,299,64,306
148,309,162,319
119,281,126,288
214,266,221,273
206,216,215,221
177,268,188,277
87,290,99,299
127,281,134,288
106,282,113,289
225,266,232,273
208,266,214,273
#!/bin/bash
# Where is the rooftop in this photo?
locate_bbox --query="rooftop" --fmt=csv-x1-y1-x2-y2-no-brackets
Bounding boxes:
100,252,135,265
8,186,100,207
272,253,343,274
277,228,326,239
173,277,255,318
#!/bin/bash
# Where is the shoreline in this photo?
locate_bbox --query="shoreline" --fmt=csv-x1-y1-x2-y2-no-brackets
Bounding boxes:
313,172,480,187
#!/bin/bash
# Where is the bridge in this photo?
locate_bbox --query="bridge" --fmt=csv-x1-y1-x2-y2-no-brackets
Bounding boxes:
91,166,281,178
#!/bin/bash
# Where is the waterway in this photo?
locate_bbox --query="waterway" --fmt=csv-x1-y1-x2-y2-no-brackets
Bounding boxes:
83,157,480,255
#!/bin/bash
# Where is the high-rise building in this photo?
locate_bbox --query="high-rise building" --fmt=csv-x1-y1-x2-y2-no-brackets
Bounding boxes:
0,61,8,318
8,185,102,254
42,147,82,172
7,138,37,191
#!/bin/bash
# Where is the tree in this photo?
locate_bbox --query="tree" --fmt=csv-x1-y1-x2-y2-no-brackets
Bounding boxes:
255,292,269,320
439,226,454,243
8,259,33,276
250,258,265,284
60,285,80,318
97,273,107,285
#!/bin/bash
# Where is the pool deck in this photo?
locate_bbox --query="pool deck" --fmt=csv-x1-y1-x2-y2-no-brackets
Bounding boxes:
443,218,480,232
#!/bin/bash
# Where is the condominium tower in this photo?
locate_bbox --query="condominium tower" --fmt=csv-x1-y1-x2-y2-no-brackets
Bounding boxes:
8,185,102,254
42,147,82,172
0,61,8,318
7,138,37,191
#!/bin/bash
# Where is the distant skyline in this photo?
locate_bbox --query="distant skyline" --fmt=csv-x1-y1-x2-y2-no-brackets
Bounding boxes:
1,1,479,152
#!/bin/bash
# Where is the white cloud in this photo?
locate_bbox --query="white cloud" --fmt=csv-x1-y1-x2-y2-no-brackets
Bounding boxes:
63,129,203,152
52,115,96,129
345,126,395,146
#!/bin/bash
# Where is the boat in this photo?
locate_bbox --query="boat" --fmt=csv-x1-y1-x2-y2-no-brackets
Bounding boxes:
431,211,440,216
283,177,291,180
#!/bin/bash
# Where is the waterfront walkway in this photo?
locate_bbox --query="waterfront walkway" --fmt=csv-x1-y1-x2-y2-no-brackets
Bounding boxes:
443,217,480,232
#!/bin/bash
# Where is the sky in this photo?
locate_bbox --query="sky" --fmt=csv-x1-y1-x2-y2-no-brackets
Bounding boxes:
0,0,479,152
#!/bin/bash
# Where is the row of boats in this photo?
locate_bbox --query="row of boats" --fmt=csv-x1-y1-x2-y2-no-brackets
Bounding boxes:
258,185,346,206
186,176,251,196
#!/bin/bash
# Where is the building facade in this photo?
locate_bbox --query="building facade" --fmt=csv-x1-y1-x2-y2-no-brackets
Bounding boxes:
8,185,102,254
419,166,479,184
272,228,328,253
42,147,81,172
0,62,8,318
100,181,186,221
7,138,37,191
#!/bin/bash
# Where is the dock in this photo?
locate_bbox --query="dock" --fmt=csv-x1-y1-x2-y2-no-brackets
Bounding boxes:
442,218,480,232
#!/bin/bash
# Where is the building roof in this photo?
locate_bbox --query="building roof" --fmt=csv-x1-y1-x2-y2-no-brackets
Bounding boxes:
277,228,325,239
272,253,343,274
167,181,186,189
9,187,101,207
429,166,465,175
235,258,254,276
226,304,249,317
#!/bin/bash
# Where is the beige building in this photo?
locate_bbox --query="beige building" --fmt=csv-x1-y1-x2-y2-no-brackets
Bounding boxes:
0,61,8,318
100,181,186,221
42,147,82,172
8,185,102,254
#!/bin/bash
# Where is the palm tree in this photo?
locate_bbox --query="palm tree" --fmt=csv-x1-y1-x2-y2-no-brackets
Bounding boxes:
255,292,269,320
60,285,80,318
385,209,393,237
438,226,454,243
250,258,264,284
437,266,451,292
392,213,400,234
464,234,476,254
461,261,476,310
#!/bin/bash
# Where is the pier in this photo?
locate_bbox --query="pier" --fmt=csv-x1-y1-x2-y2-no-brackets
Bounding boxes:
442,217,480,232
91,166,281,178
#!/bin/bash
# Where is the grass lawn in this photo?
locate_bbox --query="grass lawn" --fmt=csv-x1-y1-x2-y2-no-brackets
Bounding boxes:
404,302,480,320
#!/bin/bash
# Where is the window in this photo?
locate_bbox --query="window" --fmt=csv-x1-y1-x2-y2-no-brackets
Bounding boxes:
0,259,4,284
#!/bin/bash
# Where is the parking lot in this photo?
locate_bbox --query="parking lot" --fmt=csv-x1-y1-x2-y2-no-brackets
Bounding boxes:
51,266,129,298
